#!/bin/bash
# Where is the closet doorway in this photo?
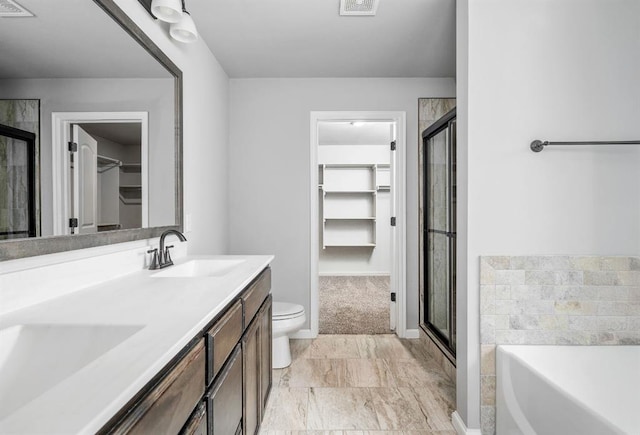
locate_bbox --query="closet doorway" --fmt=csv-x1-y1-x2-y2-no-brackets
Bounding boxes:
310,111,407,337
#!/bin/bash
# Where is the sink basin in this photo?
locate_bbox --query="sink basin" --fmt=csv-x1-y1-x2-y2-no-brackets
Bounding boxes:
0,323,144,418
151,259,246,278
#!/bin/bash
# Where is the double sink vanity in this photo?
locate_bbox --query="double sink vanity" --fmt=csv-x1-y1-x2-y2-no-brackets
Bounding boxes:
0,254,274,434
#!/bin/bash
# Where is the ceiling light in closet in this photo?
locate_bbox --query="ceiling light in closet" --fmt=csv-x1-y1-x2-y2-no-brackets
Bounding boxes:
339,0,379,16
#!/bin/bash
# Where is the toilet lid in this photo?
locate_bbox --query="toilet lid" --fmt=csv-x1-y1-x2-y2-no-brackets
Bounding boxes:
273,302,304,320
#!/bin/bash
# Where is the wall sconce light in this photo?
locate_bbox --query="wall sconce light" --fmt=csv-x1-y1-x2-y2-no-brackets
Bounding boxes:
146,0,198,43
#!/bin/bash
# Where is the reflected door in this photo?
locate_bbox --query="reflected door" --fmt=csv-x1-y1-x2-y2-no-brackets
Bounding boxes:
72,125,98,234
423,109,456,355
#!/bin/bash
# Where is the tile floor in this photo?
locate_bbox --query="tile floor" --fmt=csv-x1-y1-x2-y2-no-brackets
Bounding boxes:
260,334,456,435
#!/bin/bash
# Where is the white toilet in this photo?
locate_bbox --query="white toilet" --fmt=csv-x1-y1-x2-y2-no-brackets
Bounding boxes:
272,302,306,369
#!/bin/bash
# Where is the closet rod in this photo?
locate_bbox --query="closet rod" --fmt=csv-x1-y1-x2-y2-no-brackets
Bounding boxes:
530,139,640,153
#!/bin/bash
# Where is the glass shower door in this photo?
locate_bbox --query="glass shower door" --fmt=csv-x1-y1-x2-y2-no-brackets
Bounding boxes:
423,109,456,355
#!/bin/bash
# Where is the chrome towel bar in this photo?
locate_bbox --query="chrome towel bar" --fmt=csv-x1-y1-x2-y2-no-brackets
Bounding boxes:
530,139,640,152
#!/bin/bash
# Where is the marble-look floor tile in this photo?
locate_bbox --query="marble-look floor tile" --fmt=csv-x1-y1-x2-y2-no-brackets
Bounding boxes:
357,335,414,359
307,387,380,430
259,432,430,435
410,387,456,432
344,359,396,387
383,358,452,389
291,339,313,360
273,368,283,386
261,335,455,434
280,358,348,387
399,338,432,362
261,387,309,430
369,388,431,430
309,335,362,359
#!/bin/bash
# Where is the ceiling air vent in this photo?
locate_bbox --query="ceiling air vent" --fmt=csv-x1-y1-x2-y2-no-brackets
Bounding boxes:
0,0,33,17
340,0,379,16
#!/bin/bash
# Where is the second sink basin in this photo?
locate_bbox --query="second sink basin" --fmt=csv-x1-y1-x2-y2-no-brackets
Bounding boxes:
0,323,144,419
151,258,246,278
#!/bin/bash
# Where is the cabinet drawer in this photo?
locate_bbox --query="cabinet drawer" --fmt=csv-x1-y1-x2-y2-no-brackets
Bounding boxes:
207,299,243,384
242,268,271,328
110,339,205,435
207,344,243,435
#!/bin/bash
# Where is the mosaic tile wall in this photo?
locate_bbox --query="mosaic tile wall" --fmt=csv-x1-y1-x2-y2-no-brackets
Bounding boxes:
479,255,640,434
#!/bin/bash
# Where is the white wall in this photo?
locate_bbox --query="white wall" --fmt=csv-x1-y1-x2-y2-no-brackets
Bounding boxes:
228,78,456,331
457,0,640,429
110,1,230,254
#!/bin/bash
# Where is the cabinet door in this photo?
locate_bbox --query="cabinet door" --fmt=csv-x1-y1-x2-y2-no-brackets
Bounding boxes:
243,317,260,435
259,295,273,416
180,402,207,435
207,345,243,435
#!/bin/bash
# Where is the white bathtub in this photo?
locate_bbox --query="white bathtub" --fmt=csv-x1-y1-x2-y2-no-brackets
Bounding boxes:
496,345,640,435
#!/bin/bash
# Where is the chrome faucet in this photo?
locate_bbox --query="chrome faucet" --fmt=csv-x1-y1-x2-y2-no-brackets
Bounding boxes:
148,229,187,270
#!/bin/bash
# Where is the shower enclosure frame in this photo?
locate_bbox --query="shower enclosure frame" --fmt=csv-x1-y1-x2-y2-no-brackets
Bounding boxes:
419,107,456,363
0,124,37,239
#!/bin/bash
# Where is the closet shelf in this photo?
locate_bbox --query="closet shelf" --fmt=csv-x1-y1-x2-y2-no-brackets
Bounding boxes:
120,163,141,173
119,185,142,205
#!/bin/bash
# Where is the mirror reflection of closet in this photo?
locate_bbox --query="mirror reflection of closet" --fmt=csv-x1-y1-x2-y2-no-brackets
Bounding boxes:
69,123,143,234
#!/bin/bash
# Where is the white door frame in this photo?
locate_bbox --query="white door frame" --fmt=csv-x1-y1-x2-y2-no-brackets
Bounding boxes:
51,112,149,235
309,111,408,338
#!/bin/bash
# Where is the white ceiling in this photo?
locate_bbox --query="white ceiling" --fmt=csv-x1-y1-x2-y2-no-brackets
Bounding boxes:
189,0,456,78
0,0,169,79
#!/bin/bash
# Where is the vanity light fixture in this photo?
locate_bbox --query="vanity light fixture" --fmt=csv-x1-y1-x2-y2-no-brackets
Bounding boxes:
150,0,182,23
170,6,198,43
146,0,198,43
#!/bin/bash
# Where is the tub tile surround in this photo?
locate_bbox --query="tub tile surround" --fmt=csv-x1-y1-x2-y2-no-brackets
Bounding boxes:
261,335,456,434
479,255,640,435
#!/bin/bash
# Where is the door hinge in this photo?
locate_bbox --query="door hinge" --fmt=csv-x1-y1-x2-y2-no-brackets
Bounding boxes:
69,218,78,228
390,140,396,151
391,292,396,302
68,141,78,152
390,216,396,226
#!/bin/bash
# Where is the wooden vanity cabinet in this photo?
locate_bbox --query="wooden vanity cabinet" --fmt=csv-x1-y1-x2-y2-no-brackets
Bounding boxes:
242,295,273,435
181,402,207,435
102,267,272,435
109,339,206,435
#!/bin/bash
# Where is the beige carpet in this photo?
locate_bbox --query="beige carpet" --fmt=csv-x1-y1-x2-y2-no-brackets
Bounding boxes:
319,276,392,334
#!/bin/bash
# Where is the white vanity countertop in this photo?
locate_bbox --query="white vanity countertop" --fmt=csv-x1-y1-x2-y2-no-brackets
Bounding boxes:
0,254,274,434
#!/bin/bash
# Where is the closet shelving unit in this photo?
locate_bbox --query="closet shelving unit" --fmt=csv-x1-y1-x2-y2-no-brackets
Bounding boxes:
119,162,142,205
319,163,390,249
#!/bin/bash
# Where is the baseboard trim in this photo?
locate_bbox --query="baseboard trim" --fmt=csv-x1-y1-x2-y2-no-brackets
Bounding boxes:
290,329,316,339
318,272,391,277
404,328,420,339
452,411,482,435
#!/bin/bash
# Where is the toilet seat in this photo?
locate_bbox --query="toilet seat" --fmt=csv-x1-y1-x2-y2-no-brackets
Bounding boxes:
272,302,304,320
